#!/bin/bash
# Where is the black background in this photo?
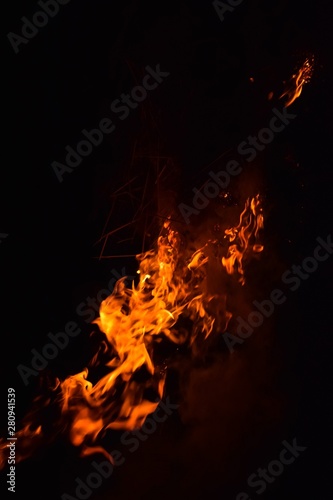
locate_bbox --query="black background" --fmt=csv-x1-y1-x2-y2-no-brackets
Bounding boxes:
1,0,333,499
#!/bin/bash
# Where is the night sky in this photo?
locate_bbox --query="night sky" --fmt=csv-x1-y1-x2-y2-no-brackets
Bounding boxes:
1,1,333,499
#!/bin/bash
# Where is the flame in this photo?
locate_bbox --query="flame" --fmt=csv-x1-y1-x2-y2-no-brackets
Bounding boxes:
0,54,316,472
0,195,264,467
280,55,314,107
222,195,264,285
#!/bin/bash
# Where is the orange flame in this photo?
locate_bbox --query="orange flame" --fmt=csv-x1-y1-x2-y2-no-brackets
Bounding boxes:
280,55,314,107
0,195,265,467
0,54,316,471
222,195,264,285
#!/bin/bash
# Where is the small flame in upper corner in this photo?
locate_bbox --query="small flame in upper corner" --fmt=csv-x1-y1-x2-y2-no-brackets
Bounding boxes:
280,55,315,107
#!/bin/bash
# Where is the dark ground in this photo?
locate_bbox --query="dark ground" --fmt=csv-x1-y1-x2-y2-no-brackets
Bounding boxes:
1,1,333,499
